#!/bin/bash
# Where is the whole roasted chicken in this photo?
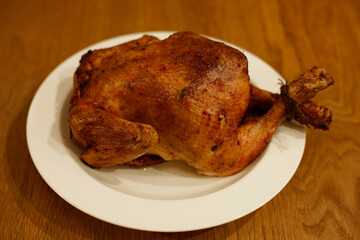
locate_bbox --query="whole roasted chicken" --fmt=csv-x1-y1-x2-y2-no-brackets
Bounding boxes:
69,32,333,176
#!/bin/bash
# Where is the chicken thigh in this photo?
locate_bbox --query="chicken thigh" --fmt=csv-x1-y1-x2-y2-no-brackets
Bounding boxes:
69,31,333,176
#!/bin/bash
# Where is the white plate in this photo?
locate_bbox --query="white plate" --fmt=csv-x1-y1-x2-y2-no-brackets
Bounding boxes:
26,32,305,232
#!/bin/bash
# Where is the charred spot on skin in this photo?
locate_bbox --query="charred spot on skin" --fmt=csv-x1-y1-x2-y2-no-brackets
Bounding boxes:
216,56,220,61
177,87,188,102
218,110,226,121
237,141,240,145
85,70,93,79
125,82,133,89
219,110,227,129
97,106,106,111
132,135,141,143
211,145,218,152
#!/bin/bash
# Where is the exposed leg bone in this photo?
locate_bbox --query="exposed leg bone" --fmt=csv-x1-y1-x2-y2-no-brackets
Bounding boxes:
280,66,334,129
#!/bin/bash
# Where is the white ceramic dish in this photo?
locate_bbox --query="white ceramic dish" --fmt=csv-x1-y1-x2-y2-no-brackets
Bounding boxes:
26,31,305,232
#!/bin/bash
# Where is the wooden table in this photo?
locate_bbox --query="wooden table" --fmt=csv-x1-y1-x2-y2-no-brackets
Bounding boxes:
1,0,359,239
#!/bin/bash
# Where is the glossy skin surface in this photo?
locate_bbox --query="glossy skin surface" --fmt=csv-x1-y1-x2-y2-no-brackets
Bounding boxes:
69,32,333,176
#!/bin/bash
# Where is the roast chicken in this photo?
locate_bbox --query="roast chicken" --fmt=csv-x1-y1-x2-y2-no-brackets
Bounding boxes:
69,31,333,176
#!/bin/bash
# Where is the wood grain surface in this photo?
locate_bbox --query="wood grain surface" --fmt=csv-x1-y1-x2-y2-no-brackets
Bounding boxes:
1,0,359,239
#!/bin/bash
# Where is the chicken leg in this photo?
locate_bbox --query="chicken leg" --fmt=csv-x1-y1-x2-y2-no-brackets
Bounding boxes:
211,66,334,176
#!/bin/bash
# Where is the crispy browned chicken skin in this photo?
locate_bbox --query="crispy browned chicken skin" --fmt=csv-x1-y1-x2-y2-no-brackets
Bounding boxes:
69,32,333,176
